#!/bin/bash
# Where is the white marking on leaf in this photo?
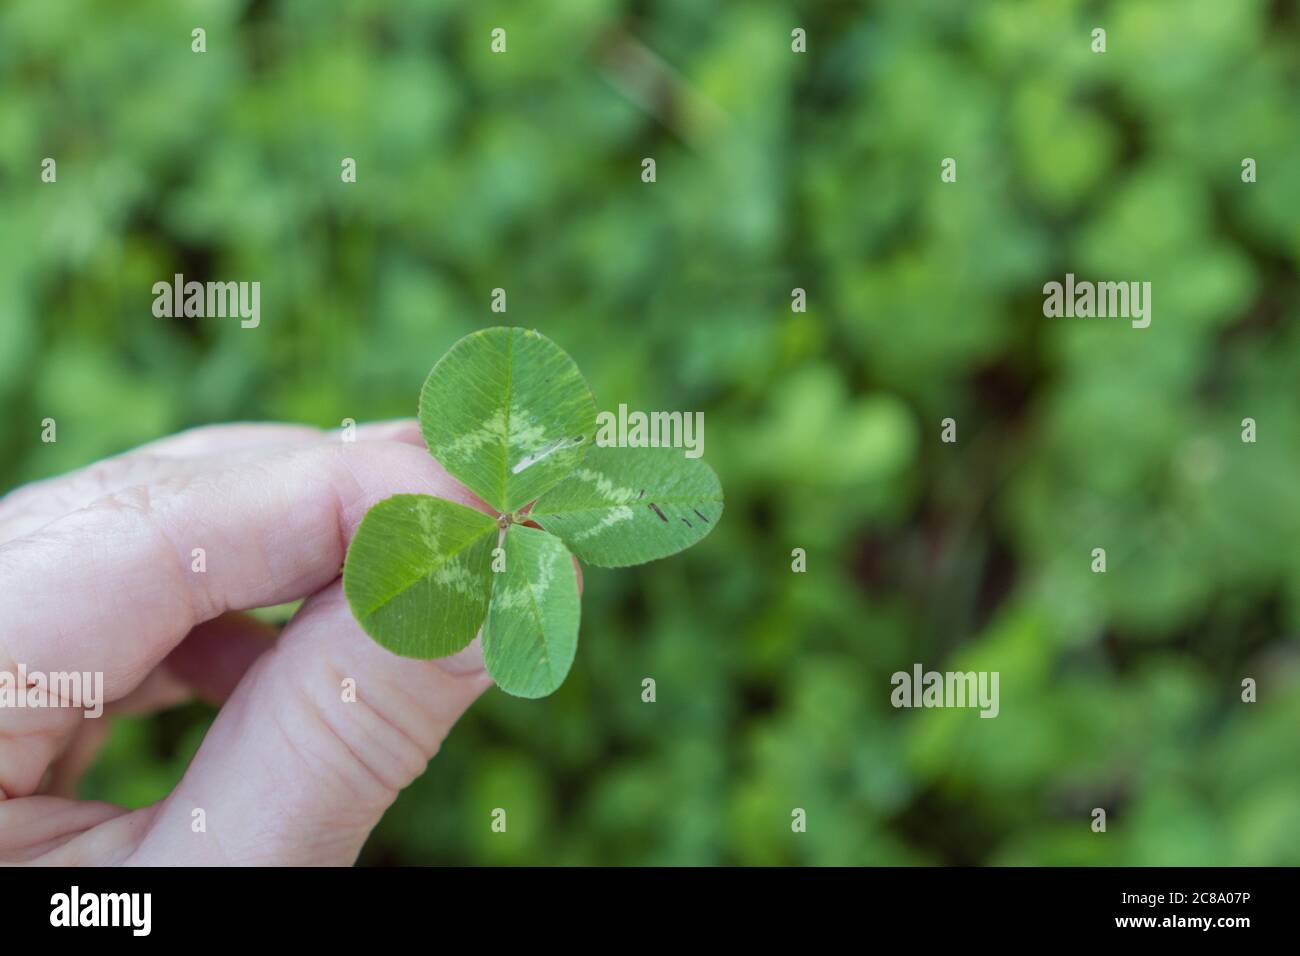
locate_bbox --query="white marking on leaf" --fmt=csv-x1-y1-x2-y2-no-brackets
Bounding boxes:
446,403,563,483
505,402,551,452
435,559,481,595
571,468,638,504
493,543,557,611
445,407,508,458
415,500,447,545
571,505,635,540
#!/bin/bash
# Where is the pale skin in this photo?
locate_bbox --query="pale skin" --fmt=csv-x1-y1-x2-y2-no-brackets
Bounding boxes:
0,420,565,865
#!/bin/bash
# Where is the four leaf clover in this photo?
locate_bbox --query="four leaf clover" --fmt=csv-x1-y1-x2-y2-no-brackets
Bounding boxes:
342,327,724,698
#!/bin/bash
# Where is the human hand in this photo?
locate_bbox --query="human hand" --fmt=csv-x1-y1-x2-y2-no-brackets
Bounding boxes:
0,420,529,865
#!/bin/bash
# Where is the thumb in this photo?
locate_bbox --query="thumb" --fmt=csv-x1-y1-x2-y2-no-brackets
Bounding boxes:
126,583,492,865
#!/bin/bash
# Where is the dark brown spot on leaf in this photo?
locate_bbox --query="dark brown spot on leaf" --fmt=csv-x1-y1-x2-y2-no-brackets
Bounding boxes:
648,502,668,523
693,509,710,523
681,517,693,528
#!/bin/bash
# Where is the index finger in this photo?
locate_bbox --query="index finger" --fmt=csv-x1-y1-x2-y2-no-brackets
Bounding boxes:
0,439,491,700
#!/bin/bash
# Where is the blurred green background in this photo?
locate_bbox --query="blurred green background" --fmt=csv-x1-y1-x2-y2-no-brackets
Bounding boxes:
2,0,1299,865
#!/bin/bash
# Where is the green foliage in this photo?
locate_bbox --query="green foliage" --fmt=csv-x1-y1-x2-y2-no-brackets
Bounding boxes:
1,0,1296,864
